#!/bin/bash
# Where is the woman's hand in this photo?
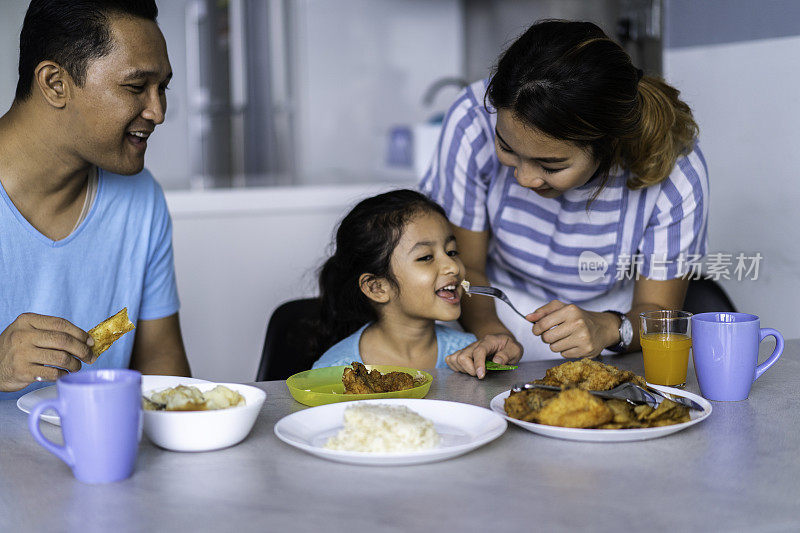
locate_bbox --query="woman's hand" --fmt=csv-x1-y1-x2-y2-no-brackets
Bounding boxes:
445,333,524,379
0,313,95,392
527,301,619,359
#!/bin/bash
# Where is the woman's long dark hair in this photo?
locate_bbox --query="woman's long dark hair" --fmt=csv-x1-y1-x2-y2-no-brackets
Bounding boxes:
486,20,698,194
308,189,447,357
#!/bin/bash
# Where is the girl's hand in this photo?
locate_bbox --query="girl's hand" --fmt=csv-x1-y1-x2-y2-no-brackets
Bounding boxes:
445,334,524,379
526,301,620,359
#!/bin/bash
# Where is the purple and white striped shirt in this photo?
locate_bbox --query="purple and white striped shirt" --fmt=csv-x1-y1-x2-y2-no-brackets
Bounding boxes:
420,79,709,304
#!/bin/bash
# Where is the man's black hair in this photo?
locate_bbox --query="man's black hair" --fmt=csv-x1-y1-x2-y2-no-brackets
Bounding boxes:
15,0,158,101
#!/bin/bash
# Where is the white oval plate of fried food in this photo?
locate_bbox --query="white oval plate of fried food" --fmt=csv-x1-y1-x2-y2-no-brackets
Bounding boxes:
491,386,711,442
489,359,712,442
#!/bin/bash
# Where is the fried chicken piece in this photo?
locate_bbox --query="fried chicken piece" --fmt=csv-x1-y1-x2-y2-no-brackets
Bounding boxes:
505,388,558,422
602,399,648,428
533,388,613,428
605,399,635,425
540,358,646,391
373,370,414,392
342,362,374,394
642,399,690,425
342,362,415,394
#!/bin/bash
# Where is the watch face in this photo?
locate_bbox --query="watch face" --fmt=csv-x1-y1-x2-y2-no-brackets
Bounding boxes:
620,316,634,346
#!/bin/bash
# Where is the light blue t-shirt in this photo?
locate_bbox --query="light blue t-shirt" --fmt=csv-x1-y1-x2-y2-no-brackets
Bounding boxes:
0,168,180,400
312,323,477,370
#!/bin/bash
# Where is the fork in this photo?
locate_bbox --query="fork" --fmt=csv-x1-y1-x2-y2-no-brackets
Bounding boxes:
511,382,660,408
642,385,704,411
465,285,528,319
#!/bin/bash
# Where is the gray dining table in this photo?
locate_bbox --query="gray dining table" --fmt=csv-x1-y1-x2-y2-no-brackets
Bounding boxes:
2,341,799,533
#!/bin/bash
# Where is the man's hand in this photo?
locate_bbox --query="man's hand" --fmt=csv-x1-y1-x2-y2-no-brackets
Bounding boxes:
527,301,620,359
0,313,95,392
445,333,524,379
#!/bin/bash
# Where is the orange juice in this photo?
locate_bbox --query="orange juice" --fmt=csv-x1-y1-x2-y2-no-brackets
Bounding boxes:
640,333,692,386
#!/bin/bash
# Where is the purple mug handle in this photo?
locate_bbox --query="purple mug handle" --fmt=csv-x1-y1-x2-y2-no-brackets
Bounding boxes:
755,328,784,381
28,398,74,468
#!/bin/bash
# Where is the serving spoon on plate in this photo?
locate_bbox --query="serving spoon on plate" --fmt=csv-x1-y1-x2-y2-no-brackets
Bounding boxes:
511,382,703,411
512,382,659,408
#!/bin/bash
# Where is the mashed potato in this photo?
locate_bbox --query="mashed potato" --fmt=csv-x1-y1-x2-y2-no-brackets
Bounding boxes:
146,385,245,411
203,385,246,410
324,404,440,453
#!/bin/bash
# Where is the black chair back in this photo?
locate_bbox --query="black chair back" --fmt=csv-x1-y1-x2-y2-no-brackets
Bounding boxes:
683,279,737,314
256,298,322,381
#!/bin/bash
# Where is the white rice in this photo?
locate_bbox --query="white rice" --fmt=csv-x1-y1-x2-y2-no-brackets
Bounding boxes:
324,404,440,453
461,279,471,295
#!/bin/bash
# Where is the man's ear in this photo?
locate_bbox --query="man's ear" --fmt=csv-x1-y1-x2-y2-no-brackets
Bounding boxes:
359,273,392,304
34,61,71,109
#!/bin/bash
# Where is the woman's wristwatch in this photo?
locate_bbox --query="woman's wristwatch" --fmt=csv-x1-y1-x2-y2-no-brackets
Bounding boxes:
605,310,633,353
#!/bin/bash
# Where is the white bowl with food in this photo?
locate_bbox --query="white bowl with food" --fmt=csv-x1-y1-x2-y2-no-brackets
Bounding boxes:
142,382,266,452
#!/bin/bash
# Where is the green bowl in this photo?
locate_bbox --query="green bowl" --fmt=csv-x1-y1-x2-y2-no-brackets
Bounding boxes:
285,365,434,407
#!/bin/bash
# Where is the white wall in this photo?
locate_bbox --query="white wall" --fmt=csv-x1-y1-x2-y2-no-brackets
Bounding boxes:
462,0,622,81
292,0,463,185
138,0,191,190
0,0,27,113
664,35,800,338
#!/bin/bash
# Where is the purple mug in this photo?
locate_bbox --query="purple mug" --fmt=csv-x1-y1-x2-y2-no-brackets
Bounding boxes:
28,369,142,484
691,312,783,401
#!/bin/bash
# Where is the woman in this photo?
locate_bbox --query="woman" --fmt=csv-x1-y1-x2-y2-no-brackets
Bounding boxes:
420,20,708,377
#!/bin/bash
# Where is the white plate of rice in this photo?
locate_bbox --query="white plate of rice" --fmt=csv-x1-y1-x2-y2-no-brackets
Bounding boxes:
273,398,507,466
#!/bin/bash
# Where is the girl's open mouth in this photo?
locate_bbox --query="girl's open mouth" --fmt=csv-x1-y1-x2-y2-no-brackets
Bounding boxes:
435,284,461,304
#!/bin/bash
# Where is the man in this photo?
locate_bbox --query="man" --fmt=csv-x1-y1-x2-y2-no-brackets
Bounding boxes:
0,0,191,399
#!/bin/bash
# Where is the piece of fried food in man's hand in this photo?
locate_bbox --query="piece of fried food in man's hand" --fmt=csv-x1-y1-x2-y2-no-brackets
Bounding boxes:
88,308,135,357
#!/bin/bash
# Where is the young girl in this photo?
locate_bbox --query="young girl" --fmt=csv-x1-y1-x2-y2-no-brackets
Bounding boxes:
310,189,477,370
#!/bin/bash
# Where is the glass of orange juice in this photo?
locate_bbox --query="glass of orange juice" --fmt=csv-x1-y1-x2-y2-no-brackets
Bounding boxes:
639,310,693,387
